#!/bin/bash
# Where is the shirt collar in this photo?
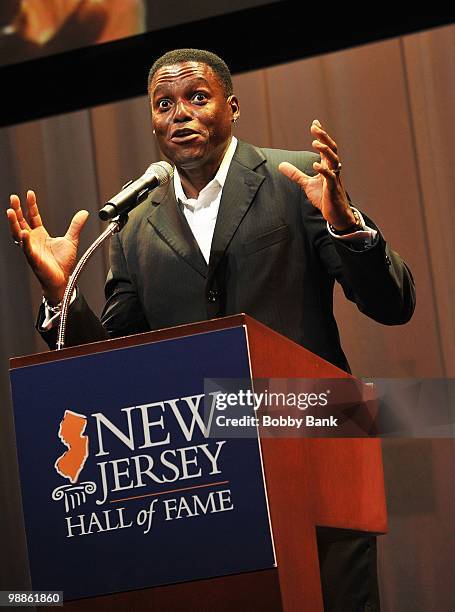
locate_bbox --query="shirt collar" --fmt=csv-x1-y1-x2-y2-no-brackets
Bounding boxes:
173,136,238,207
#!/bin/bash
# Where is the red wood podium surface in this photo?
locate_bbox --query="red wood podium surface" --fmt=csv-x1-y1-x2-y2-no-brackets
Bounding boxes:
11,314,386,612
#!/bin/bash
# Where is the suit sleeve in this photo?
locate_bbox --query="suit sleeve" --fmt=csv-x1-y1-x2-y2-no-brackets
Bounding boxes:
299,157,415,325
36,232,149,349
36,291,108,349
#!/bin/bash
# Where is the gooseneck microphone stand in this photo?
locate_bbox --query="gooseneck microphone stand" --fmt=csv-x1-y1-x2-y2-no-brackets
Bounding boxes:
56,214,128,350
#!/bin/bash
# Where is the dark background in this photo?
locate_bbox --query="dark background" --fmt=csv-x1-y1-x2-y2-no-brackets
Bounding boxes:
0,3,454,126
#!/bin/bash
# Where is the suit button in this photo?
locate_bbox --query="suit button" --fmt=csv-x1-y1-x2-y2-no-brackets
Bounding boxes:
385,255,391,266
207,290,219,303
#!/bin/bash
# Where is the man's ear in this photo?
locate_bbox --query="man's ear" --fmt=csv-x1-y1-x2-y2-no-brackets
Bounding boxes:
227,95,240,123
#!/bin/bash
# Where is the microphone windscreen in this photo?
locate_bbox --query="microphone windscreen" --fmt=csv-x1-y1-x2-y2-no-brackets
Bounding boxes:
146,160,173,185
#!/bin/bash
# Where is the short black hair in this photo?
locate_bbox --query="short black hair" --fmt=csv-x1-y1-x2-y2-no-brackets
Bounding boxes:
148,48,233,97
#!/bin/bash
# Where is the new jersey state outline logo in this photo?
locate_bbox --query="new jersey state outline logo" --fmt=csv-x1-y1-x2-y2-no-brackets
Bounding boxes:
54,410,89,484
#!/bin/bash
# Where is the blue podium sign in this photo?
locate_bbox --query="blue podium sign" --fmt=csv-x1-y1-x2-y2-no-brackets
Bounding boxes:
10,326,275,600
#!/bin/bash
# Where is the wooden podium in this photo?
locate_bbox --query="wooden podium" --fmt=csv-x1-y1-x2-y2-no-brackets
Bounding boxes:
10,314,386,612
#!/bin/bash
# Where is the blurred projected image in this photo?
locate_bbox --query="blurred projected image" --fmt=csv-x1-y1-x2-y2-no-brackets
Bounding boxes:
0,0,146,66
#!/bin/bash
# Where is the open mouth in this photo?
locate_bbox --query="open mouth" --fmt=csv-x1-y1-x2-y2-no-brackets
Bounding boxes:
171,129,200,142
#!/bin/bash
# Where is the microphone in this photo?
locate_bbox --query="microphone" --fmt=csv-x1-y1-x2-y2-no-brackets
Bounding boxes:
99,161,173,221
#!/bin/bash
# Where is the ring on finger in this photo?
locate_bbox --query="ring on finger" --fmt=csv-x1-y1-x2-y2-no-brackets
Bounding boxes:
333,162,342,176
13,238,23,247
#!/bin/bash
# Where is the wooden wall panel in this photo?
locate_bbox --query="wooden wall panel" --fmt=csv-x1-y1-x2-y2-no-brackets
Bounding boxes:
232,70,272,147
89,96,160,205
403,26,455,376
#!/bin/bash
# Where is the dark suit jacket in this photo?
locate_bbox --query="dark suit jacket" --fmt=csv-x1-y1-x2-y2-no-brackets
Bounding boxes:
40,140,415,372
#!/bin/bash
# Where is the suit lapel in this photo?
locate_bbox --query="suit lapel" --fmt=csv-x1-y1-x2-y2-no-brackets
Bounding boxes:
208,141,266,278
146,141,266,281
147,181,207,278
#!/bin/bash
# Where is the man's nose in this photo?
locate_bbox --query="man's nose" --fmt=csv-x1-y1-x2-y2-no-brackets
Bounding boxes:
173,100,192,122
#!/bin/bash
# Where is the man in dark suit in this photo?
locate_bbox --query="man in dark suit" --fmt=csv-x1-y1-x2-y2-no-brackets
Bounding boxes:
7,48,414,611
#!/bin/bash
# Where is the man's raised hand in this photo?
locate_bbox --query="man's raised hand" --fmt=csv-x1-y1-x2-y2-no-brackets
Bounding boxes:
278,119,356,231
6,190,89,304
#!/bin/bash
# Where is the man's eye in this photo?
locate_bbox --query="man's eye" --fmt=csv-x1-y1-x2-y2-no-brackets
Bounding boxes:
193,93,207,103
157,99,171,110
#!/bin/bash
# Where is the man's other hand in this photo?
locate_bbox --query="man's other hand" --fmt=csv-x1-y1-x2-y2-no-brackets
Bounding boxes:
278,119,357,231
6,190,88,304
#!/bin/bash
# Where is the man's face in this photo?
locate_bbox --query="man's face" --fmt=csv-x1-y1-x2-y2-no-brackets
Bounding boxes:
149,61,239,170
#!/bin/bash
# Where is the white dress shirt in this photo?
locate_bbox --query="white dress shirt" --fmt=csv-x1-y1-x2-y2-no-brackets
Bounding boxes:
173,136,238,264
